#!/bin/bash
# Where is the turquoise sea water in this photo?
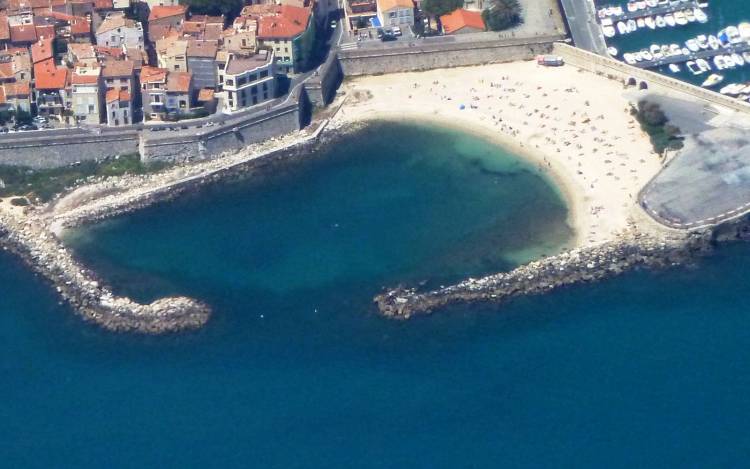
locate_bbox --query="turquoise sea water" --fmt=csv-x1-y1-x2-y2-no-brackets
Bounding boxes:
4,122,750,467
598,0,750,87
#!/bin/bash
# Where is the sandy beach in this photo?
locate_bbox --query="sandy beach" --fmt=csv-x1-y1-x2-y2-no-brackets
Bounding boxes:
330,60,670,247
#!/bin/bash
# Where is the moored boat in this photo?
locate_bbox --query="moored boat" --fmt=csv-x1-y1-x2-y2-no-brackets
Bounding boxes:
645,17,656,29
665,14,676,27
694,8,708,23
668,63,681,73
607,46,618,57
686,60,701,74
696,59,711,73
701,73,724,87
655,15,666,28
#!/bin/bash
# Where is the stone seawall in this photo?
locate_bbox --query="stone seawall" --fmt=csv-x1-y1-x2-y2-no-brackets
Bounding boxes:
374,229,716,318
0,132,139,169
339,35,563,76
141,100,302,163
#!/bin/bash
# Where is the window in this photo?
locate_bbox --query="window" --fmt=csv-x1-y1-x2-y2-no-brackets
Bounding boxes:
249,73,257,81
174,64,180,70
237,76,247,86
251,86,257,95
226,78,234,86
241,39,247,47
260,70,268,78
262,82,267,91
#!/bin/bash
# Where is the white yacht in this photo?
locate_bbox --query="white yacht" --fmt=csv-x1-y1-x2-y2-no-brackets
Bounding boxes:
645,17,656,29
607,46,618,56
696,35,708,49
732,53,745,66
655,15,666,28
665,14,676,27
685,9,695,23
708,35,721,50
686,60,701,74
686,39,700,52
674,11,688,26
739,22,750,40
694,8,708,23
624,53,637,65
617,22,628,35
742,51,750,63
668,63,681,73
669,44,682,55
603,25,616,37
641,50,654,61
627,19,637,32
714,55,726,70
701,74,724,87
637,18,645,28
696,58,711,72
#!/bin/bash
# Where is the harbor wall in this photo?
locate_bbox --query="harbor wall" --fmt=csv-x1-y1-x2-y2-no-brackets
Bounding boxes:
0,131,139,169
338,35,564,76
553,42,750,114
140,99,301,163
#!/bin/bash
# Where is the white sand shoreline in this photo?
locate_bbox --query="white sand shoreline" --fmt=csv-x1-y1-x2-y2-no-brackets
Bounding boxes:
330,61,673,247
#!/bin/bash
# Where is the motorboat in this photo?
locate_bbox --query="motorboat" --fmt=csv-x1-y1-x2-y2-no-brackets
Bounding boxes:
636,18,645,28
718,29,731,47
681,47,690,55
694,8,708,23
686,39,700,52
617,22,628,35
696,58,711,72
685,9,696,23
665,14,676,27
732,53,745,66
627,2,638,12
634,52,644,61
603,25,616,37
637,1,646,9
650,44,662,55
669,44,682,55
646,0,658,5
727,26,742,44
655,15,666,28
739,22,750,40
686,60,701,74
645,17,656,29
696,35,708,49
701,73,724,87
720,83,745,96
641,50,654,61
742,51,750,62
708,35,721,50
607,46,618,56
714,55,726,70
624,53,637,65
668,63,681,73
627,19,637,32
674,11,688,26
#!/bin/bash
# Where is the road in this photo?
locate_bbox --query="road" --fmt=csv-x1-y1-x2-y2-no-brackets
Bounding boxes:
559,0,608,55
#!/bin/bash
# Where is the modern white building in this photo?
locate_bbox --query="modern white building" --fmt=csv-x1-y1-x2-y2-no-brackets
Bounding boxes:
95,12,144,50
71,66,103,125
221,50,275,112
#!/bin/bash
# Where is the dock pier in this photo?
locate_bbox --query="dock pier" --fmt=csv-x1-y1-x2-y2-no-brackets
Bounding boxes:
601,0,703,23
632,43,750,69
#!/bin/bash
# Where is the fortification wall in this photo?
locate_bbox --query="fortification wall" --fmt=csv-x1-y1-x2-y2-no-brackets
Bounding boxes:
0,132,139,169
553,42,750,114
141,100,301,163
306,51,343,107
339,35,563,76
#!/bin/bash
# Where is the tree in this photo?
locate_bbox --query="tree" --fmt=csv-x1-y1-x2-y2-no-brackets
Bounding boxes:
482,0,522,31
422,0,462,17
179,0,242,18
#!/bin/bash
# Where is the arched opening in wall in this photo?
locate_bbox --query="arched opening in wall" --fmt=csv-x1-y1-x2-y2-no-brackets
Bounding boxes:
627,77,637,87
639,81,649,90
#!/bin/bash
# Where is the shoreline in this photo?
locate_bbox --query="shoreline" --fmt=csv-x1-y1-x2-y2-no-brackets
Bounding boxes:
335,110,586,249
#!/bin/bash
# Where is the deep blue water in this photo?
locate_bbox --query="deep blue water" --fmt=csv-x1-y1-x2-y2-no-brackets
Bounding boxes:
598,0,750,87
4,122,750,467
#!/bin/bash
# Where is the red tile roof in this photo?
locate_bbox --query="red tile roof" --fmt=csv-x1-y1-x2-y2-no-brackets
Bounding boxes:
102,59,133,77
31,37,53,64
106,88,130,103
140,65,167,83
148,5,187,22
70,16,91,35
0,62,14,80
34,58,68,89
71,67,100,84
440,9,485,34
166,70,191,93
94,0,114,10
10,24,37,44
0,13,9,41
35,24,55,40
3,81,31,97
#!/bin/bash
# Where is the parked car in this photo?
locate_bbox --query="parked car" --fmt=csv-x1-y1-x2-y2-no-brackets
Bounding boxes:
381,33,397,42
330,20,337,29
393,26,402,36
376,27,384,38
32,116,48,124
0,127,9,134
16,124,38,131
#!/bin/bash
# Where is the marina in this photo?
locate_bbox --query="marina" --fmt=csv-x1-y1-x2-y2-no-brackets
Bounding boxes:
599,0,704,23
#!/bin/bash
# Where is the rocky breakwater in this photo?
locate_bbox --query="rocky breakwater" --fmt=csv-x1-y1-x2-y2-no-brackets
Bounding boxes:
375,229,712,318
0,211,210,333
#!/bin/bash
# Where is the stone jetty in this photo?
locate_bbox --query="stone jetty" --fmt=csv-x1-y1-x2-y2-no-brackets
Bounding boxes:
375,229,714,319
0,211,210,333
